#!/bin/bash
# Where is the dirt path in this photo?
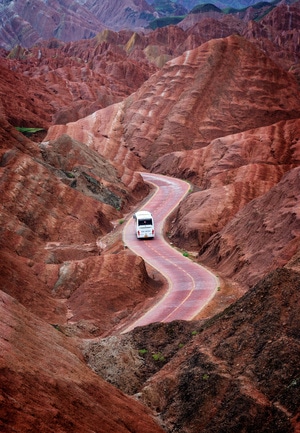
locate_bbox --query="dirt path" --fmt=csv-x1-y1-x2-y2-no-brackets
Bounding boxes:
122,173,219,332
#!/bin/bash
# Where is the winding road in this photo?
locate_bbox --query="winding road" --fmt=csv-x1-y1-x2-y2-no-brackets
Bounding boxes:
122,173,218,332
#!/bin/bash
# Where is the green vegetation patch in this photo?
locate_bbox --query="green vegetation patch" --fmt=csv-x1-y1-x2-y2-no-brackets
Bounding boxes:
252,1,274,9
191,3,222,13
222,6,241,13
148,15,185,30
152,352,165,362
15,127,45,136
223,1,276,18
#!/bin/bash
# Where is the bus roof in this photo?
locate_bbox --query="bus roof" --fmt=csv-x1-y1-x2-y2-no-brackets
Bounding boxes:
135,211,152,218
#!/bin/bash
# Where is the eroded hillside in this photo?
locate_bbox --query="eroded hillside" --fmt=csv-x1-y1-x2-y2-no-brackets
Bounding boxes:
1,5,300,432
154,118,300,288
0,290,165,433
43,35,300,296
45,35,300,165
81,268,300,433
1,2,300,129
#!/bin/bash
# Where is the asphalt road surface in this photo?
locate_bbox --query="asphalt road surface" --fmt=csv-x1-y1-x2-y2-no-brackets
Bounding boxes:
122,173,218,332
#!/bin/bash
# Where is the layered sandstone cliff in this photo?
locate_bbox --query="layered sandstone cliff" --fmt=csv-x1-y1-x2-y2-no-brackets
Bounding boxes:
0,290,165,433
2,2,300,130
46,34,300,168
1,8,300,432
0,114,153,330
153,118,300,286
42,34,300,292
137,268,300,433
1,36,157,126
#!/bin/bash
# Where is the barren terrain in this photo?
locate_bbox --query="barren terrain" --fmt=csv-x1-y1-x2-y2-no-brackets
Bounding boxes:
0,2,300,432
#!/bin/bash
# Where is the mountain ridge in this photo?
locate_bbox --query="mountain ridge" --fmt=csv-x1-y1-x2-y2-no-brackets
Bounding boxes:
0,0,286,49
0,2,300,432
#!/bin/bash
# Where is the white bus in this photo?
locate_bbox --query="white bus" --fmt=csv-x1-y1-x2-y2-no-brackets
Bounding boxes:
133,211,155,239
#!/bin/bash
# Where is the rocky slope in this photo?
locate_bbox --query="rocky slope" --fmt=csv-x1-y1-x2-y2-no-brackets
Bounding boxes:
46,34,300,173
81,267,300,433
1,35,157,126
178,1,300,75
139,267,300,433
0,112,156,332
2,2,300,129
152,117,300,288
1,6,300,433
83,0,156,31
0,0,156,50
197,165,300,288
0,0,106,50
0,103,165,430
242,1,300,74
2,2,300,65
0,0,287,52
0,290,165,433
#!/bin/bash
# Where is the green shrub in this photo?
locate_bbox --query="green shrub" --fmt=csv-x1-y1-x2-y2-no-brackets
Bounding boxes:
65,172,75,178
15,127,45,135
152,352,165,362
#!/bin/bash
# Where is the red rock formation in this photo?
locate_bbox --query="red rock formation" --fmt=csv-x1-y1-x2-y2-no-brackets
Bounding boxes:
177,2,300,79
84,0,155,31
2,2,300,129
260,2,300,32
1,8,300,432
114,36,300,167
178,9,226,30
181,15,246,48
0,113,166,431
138,268,300,433
153,119,299,227
1,35,157,126
0,290,165,433
242,2,300,73
54,252,161,338
0,0,106,50
124,34,300,166
0,58,55,128
44,102,146,188
0,112,153,326
47,35,300,170
198,166,300,288
153,117,300,287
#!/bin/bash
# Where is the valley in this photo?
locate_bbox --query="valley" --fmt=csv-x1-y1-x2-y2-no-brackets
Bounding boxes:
0,1,300,432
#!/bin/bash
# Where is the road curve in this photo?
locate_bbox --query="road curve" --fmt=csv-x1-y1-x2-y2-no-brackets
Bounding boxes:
122,173,218,332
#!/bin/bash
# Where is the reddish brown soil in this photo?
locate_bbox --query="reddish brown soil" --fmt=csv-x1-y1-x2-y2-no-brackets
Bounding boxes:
1,9,300,432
